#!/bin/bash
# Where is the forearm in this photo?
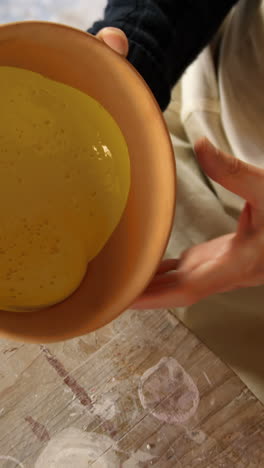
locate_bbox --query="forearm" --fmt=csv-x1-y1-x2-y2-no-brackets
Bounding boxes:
89,0,239,110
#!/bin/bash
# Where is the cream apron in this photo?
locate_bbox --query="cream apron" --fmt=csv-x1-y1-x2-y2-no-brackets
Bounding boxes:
165,0,264,403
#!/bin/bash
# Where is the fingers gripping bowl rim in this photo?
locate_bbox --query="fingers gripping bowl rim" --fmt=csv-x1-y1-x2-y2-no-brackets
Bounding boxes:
0,21,176,343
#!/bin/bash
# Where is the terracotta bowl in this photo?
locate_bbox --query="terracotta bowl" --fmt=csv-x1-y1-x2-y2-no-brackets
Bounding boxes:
0,21,176,343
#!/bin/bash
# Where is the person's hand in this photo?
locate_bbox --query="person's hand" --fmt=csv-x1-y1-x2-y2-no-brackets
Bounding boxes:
134,138,264,309
96,27,129,57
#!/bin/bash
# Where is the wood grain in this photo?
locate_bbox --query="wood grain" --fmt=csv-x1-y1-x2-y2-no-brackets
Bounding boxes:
0,309,263,467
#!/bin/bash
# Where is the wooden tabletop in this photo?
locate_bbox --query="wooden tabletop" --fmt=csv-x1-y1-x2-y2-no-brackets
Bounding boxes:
0,308,263,467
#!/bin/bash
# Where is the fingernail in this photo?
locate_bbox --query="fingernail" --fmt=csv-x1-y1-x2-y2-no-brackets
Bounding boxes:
204,139,217,152
194,137,217,155
102,30,127,55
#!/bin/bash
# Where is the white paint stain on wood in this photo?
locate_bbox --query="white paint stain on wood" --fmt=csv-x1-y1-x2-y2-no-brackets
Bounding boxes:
35,428,119,468
91,394,119,420
35,427,159,468
138,357,200,424
203,371,212,387
0,455,25,467
122,449,157,467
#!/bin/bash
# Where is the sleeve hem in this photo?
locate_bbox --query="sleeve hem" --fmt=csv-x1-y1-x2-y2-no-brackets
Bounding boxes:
88,23,171,110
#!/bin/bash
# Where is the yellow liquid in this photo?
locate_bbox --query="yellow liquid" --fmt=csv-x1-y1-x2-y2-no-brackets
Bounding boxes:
0,66,130,311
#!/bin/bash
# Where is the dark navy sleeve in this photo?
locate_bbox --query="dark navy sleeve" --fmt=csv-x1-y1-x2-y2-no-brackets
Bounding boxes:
88,0,239,110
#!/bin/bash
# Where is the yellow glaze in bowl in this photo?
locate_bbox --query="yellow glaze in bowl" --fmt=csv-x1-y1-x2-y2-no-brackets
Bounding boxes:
0,66,130,311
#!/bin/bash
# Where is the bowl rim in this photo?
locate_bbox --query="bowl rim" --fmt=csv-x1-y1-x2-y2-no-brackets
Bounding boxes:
0,20,176,342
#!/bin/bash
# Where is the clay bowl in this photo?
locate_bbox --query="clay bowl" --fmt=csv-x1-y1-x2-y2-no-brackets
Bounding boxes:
0,21,176,343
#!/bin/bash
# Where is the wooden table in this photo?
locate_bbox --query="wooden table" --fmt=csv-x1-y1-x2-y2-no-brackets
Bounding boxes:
0,308,263,467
